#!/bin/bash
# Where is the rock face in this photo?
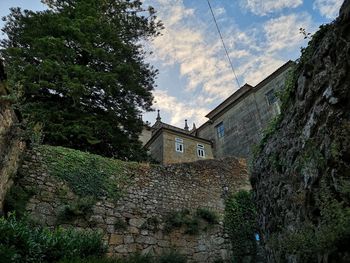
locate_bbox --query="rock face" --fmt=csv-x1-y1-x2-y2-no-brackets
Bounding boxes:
16,147,250,262
251,2,350,262
0,65,25,212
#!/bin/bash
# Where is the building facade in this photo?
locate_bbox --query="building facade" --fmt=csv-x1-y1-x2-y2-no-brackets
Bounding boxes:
141,61,294,163
197,61,293,158
141,112,213,164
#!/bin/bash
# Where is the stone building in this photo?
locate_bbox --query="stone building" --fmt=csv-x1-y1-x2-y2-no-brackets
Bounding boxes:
197,60,294,158
141,61,294,163
142,111,214,164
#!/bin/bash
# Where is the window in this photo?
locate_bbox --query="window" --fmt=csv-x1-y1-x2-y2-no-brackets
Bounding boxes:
197,144,205,158
175,137,183,153
216,122,224,138
265,89,277,105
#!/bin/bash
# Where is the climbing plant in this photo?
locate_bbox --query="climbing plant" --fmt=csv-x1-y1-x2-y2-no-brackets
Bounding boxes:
224,190,257,262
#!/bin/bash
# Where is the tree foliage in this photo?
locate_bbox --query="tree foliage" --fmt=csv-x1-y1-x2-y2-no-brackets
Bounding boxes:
0,0,163,160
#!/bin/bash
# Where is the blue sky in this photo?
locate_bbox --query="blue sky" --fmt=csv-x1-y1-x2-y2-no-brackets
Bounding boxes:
0,0,343,128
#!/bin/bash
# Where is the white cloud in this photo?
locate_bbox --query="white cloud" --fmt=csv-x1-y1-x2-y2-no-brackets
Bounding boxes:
144,0,318,127
313,0,343,19
153,90,209,126
263,13,313,53
240,0,303,16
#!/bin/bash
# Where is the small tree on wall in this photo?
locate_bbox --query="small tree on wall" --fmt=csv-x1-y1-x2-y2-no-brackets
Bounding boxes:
224,190,258,262
1,0,163,160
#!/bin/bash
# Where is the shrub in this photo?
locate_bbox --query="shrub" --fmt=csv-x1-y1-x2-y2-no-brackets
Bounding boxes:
0,213,106,262
3,184,36,217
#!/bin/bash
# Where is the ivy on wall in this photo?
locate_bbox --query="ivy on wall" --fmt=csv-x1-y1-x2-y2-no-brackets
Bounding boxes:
224,190,257,262
39,145,137,201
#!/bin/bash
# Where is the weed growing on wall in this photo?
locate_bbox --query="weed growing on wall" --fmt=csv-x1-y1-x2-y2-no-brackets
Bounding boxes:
58,196,95,222
164,208,219,235
224,190,257,262
39,145,136,201
252,24,333,159
141,216,160,231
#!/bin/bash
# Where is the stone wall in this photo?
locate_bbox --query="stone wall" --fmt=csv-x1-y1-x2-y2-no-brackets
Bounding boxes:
198,63,292,159
17,146,250,262
252,2,350,262
0,76,25,212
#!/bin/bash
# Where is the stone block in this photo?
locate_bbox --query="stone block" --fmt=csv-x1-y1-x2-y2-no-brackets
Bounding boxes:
129,226,139,234
129,218,146,228
109,234,124,245
115,244,128,253
124,235,134,244
193,252,207,262
136,236,156,245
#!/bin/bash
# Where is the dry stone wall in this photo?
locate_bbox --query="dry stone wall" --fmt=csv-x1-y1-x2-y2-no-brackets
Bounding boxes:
17,147,250,262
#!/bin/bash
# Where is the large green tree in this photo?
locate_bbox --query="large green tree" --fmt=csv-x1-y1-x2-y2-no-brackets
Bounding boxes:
1,0,162,160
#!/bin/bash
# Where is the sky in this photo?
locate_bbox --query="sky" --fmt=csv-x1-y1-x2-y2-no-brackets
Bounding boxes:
0,0,343,128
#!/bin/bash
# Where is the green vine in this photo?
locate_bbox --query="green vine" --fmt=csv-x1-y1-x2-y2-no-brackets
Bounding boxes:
224,190,257,262
38,145,136,201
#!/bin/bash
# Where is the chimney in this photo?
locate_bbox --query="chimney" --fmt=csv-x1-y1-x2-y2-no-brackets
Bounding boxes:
184,119,189,131
156,109,161,122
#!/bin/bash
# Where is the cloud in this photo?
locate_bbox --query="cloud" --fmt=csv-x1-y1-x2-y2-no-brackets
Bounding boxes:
153,90,209,126
240,0,303,16
263,13,313,53
144,0,317,127
313,0,343,19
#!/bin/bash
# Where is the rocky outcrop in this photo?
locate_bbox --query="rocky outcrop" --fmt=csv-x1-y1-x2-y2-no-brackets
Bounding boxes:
14,146,250,262
252,1,350,262
0,64,25,212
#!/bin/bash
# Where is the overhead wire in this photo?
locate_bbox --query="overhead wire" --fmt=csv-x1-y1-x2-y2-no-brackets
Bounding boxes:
206,0,241,89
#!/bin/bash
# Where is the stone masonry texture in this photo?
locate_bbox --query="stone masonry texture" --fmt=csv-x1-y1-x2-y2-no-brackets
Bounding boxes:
198,65,291,159
17,147,250,262
252,2,350,262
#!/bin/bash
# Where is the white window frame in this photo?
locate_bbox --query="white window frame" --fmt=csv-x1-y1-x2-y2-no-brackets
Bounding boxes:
197,144,205,158
175,138,183,153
